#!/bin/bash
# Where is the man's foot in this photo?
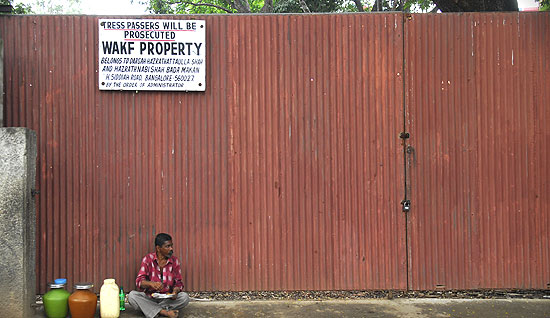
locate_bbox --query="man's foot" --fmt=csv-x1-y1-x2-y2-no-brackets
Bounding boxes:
159,309,179,318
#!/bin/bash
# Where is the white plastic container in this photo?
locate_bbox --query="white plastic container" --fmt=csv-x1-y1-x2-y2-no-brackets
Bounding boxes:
100,278,120,318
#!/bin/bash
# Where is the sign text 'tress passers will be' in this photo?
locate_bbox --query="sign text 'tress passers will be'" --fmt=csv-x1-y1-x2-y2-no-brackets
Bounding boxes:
99,19,206,91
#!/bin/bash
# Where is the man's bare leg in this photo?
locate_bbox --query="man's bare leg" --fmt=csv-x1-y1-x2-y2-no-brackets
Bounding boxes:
159,309,179,318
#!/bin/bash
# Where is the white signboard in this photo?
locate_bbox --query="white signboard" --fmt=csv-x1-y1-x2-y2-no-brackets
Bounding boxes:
98,19,206,91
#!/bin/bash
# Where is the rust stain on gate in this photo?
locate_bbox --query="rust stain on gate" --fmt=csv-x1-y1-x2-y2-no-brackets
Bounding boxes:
1,12,548,294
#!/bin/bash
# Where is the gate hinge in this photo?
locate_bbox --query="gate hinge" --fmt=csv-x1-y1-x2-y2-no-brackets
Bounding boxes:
401,199,411,213
399,132,410,139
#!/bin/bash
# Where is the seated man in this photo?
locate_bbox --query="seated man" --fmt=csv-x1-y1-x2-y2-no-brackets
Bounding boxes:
128,233,190,318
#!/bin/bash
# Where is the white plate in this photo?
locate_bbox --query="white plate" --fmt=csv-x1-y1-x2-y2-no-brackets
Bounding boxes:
152,293,175,299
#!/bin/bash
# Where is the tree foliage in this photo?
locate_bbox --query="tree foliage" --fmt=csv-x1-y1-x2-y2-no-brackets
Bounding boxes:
143,0,264,13
4,0,548,15
29,0,83,14
273,0,344,13
1,0,33,13
140,0,539,14
142,0,346,13
432,0,518,12
2,0,83,14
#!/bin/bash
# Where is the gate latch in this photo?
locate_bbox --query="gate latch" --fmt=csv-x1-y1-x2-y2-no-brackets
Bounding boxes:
401,199,411,212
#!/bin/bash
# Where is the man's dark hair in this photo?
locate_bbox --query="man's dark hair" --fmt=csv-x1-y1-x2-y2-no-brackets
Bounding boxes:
155,233,172,247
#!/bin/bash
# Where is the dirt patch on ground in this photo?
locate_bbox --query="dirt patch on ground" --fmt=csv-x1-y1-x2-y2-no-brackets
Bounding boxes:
186,289,550,301
35,289,550,303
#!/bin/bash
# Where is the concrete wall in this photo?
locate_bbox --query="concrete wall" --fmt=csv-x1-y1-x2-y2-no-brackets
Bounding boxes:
1,39,3,127
0,127,37,318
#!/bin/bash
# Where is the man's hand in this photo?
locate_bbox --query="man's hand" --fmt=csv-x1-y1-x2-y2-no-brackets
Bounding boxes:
144,281,163,291
171,286,181,299
151,281,163,291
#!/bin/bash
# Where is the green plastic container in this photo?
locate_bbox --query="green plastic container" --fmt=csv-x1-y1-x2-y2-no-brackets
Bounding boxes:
43,278,70,318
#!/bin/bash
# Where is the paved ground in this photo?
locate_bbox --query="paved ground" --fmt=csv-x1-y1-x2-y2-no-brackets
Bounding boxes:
34,298,550,317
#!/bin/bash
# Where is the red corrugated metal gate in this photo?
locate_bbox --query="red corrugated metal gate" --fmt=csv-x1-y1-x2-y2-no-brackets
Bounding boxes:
226,14,406,291
0,13,548,293
405,13,550,290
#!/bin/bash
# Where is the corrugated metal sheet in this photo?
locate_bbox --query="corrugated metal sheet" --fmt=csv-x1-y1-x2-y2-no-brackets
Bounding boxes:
2,12,547,294
226,14,406,291
0,13,406,293
1,14,232,293
405,12,550,290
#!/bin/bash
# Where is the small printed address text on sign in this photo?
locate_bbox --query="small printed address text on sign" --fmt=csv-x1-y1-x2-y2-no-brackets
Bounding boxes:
98,19,206,91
